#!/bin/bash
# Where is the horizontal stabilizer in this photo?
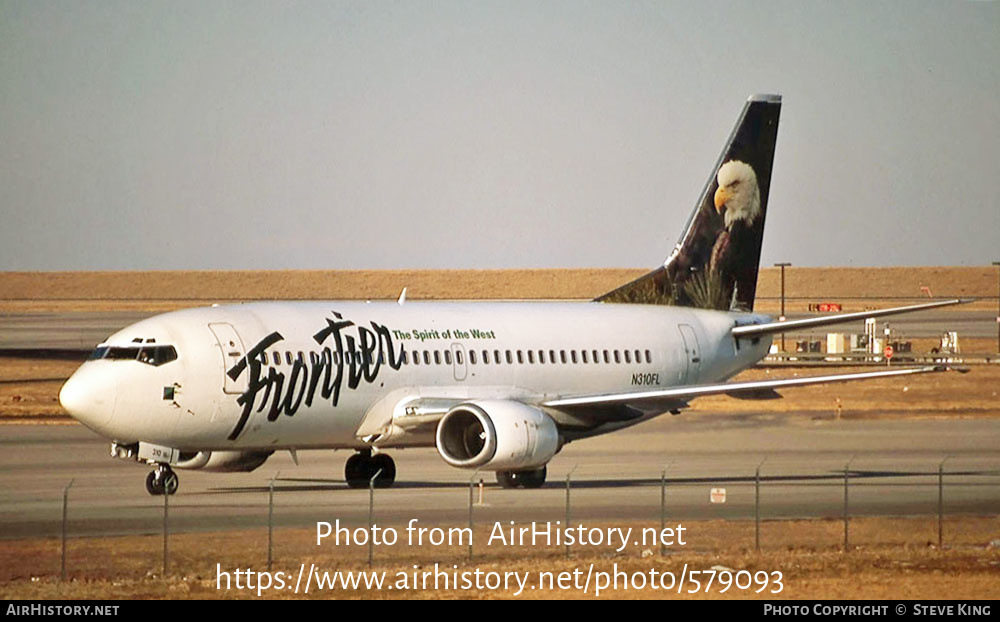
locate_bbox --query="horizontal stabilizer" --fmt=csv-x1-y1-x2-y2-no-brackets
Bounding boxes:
732,299,972,339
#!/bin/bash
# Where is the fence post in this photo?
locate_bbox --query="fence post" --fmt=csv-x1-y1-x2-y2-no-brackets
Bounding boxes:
162,486,169,576
60,479,74,582
755,458,766,552
659,467,667,557
468,471,478,561
268,471,280,572
842,456,855,553
368,468,382,568
937,458,948,548
565,465,577,559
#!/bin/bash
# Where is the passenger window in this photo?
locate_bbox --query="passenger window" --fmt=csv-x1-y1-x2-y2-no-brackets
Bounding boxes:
433,351,441,365
527,351,534,364
273,352,281,366
571,350,578,364
603,350,610,363
469,350,476,364
549,350,556,364
581,350,588,364
538,350,546,364
560,350,567,364
635,349,642,363
412,351,420,365
517,350,524,364
401,351,409,365
624,350,632,364
614,350,621,364
444,351,452,365
482,350,490,364
505,350,513,365
645,350,652,363
593,350,599,364
494,350,501,365
423,351,430,365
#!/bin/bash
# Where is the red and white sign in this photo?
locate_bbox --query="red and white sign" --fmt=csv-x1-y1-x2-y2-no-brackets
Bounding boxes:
884,345,894,359
710,488,727,504
808,302,843,312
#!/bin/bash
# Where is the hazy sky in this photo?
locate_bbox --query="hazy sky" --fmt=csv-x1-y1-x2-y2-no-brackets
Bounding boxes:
1,1,997,271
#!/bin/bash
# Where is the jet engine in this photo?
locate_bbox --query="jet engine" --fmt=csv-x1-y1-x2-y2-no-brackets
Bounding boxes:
435,400,559,470
173,450,274,472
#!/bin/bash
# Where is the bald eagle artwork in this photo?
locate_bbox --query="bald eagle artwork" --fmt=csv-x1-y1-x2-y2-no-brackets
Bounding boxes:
709,160,763,306
595,94,780,311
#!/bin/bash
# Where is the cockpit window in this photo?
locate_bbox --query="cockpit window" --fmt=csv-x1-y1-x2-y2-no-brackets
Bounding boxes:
90,345,178,367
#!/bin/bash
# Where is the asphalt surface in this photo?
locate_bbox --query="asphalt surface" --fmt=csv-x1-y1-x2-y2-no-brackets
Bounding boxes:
2,414,998,540
0,308,995,351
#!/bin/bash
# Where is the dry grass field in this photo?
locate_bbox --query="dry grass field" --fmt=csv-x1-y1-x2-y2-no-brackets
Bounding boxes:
0,266,996,311
3,517,999,599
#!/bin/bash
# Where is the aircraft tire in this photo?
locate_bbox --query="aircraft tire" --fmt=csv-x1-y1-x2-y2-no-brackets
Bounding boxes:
371,453,396,488
345,453,370,489
145,471,162,496
495,471,519,488
161,469,179,495
518,466,546,489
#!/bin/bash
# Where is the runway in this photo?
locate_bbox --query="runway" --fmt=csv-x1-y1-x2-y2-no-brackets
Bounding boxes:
2,413,998,540
0,308,995,351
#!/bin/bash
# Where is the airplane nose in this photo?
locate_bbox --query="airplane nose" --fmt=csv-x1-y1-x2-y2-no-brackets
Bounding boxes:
59,364,119,432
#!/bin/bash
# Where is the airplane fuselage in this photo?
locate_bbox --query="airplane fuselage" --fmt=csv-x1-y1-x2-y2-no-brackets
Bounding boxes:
62,301,772,453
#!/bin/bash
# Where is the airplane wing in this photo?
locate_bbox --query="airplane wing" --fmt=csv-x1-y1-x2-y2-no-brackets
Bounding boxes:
732,298,972,339
543,365,958,411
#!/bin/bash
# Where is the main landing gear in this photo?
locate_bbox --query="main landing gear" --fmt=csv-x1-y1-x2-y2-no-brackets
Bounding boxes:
496,465,547,489
145,464,179,496
345,449,396,489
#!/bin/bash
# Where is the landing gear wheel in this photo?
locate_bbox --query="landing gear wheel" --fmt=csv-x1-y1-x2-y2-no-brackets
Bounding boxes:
161,469,179,495
145,470,162,496
496,471,519,489
496,466,547,489
518,465,547,489
345,451,397,489
371,453,396,488
345,453,370,489
145,466,179,496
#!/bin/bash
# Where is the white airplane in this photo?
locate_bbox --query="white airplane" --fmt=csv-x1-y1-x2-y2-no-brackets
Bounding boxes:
59,94,966,495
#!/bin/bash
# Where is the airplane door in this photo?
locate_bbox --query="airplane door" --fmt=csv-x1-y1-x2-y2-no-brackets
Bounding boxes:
678,324,701,384
451,343,467,381
208,323,248,394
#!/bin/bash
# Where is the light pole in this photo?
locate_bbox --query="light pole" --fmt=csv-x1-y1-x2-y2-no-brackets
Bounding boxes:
775,263,791,352
993,262,1000,354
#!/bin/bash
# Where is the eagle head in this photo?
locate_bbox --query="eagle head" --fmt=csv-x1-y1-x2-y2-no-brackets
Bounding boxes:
713,160,761,229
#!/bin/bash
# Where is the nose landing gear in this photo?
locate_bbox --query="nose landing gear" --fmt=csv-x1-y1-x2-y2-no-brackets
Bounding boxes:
145,465,179,496
345,450,396,489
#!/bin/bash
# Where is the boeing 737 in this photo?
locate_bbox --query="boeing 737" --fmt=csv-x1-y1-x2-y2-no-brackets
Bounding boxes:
59,94,967,495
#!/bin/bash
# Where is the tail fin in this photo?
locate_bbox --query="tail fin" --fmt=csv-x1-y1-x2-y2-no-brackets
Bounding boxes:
597,94,781,311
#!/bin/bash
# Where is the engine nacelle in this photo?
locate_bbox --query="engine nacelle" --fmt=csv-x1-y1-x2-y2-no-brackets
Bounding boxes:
174,450,273,472
435,400,559,471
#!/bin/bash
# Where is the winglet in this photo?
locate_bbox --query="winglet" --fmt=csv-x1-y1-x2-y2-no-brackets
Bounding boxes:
397,287,407,306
